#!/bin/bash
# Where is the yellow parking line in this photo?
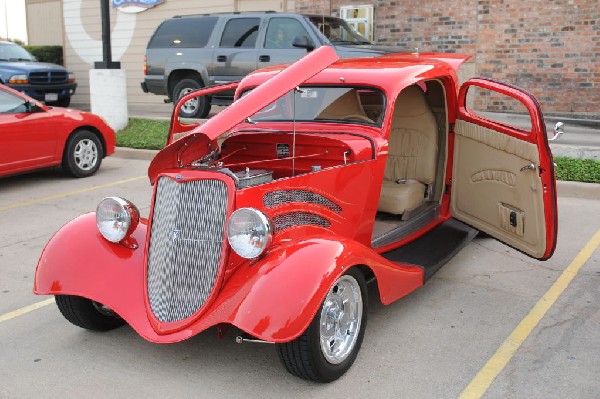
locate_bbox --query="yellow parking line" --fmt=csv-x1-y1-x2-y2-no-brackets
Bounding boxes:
459,229,600,399
0,298,56,324
0,176,146,212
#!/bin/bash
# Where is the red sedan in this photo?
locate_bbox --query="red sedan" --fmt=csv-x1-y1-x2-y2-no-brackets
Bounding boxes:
0,84,115,178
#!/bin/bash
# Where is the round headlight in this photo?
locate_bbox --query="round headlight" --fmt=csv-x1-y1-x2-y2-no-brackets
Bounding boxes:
227,208,273,259
96,197,140,243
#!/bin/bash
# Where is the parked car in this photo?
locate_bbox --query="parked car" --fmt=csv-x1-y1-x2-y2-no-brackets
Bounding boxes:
0,84,115,178
141,12,386,118
0,41,77,107
36,47,559,382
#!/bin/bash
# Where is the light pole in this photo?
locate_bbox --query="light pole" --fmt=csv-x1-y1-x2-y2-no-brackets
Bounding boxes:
3,0,9,40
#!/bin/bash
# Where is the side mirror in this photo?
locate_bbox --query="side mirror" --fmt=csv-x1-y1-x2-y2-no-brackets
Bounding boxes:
292,35,315,52
548,122,564,141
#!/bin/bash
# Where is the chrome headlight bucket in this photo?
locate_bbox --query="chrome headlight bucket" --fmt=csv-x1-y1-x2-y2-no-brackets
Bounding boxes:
96,197,140,243
227,208,273,259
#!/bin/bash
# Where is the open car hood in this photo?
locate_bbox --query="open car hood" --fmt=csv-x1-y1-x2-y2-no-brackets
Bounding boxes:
148,46,340,183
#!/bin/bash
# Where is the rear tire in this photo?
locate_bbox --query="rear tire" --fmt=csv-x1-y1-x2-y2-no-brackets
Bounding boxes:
62,129,103,177
172,78,210,119
277,268,368,382
55,295,125,331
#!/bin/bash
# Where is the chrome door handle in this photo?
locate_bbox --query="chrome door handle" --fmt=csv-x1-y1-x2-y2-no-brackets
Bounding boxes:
520,163,536,172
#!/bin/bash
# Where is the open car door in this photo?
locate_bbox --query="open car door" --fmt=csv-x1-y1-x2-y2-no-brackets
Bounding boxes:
450,78,557,260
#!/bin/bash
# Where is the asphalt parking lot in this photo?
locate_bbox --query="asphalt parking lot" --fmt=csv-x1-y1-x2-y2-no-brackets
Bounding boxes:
1,155,599,398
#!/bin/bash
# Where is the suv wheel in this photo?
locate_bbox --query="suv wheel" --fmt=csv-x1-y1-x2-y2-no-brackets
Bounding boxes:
172,78,210,119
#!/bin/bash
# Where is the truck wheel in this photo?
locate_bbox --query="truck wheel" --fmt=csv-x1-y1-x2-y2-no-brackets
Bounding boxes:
62,129,103,178
55,295,125,331
172,78,210,119
276,268,368,382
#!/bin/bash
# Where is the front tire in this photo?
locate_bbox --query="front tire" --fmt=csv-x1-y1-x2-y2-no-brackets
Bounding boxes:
55,295,125,331
277,268,368,382
172,78,210,119
62,129,103,177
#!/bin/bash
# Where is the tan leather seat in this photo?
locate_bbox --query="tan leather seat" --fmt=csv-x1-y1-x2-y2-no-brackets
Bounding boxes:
378,85,438,215
316,90,373,123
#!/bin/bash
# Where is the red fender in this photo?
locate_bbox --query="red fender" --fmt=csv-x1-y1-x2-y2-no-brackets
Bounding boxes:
220,233,424,341
35,215,423,343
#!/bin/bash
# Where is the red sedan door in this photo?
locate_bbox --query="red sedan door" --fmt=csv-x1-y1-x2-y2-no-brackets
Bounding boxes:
0,88,58,175
450,78,557,260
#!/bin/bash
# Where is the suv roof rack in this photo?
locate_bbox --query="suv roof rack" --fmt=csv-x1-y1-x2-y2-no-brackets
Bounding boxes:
173,10,278,18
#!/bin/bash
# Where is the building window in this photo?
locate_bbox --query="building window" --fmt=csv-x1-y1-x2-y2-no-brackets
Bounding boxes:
339,5,374,42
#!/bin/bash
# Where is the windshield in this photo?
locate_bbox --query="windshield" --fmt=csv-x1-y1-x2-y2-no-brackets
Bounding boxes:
0,43,34,61
307,16,371,45
246,86,385,125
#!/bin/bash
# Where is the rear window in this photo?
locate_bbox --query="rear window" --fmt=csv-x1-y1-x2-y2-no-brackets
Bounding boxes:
147,17,217,49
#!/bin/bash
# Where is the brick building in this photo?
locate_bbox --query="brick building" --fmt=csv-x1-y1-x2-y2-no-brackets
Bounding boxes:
25,0,598,118
297,0,599,118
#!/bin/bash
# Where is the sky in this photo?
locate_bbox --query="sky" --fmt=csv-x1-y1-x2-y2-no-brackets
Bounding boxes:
0,0,27,43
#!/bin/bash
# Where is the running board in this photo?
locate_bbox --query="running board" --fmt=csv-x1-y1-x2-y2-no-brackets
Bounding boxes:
380,218,478,281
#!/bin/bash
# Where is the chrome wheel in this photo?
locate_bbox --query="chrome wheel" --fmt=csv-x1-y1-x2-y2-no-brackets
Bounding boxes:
73,139,98,171
319,275,363,364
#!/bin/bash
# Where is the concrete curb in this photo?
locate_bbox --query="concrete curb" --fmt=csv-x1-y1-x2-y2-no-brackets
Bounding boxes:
114,147,158,160
555,180,600,200
113,147,600,200
550,144,600,161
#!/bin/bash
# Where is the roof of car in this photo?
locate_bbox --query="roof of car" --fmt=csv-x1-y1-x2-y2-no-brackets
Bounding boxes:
172,11,315,18
240,53,469,97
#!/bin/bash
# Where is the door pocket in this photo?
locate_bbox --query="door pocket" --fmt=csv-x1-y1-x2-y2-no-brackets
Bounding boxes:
498,202,524,237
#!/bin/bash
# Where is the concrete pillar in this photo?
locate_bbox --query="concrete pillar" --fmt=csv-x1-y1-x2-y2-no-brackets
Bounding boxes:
89,69,128,131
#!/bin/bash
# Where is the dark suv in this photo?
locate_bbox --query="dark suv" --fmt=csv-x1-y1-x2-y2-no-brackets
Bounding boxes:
141,12,387,118
0,41,77,107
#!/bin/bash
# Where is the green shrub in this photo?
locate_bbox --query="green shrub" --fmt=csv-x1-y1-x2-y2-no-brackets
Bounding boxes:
116,118,170,150
554,157,600,184
24,45,63,65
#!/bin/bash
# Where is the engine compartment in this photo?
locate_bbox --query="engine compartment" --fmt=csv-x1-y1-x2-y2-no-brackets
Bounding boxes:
203,131,375,186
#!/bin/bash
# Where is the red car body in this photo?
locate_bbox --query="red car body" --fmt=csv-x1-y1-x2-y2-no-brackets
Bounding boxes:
34,47,557,381
0,84,115,177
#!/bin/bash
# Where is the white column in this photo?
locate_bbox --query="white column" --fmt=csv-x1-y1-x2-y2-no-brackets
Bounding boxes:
89,69,128,131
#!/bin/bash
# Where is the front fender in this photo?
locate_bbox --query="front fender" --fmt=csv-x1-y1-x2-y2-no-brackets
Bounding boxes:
33,213,195,342
220,234,423,342
35,216,423,343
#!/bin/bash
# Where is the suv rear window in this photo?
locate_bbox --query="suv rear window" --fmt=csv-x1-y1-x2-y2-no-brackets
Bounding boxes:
148,17,218,49
220,18,260,48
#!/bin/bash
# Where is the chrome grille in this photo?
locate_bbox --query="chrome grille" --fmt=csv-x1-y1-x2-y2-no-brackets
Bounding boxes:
273,212,330,232
264,190,341,212
29,71,68,84
147,177,228,323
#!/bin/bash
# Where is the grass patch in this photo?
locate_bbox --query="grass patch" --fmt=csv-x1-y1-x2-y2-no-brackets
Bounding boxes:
116,118,170,150
115,119,600,184
554,157,600,184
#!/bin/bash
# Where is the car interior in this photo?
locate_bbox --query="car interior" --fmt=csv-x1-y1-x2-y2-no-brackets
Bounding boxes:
372,80,448,248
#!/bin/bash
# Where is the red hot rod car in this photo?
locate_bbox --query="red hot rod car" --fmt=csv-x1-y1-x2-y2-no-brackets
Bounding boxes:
34,46,558,382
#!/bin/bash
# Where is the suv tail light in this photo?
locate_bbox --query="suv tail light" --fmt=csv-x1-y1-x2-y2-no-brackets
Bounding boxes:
143,55,147,75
